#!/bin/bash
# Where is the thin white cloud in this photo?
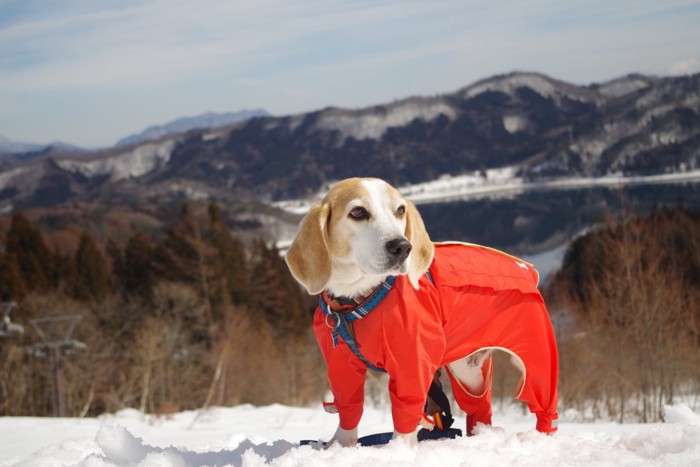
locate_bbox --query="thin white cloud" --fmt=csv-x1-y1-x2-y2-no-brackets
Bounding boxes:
3,0,697,92
2,0,445,91
669,58,700,76
1,0,700,146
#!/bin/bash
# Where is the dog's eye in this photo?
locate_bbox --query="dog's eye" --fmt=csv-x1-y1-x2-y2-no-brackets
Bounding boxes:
349,207,370,220
396,206,406,217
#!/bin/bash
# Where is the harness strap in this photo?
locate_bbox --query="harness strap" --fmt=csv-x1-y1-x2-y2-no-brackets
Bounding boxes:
336,316,385,372
319,277,395,373
320,275,394,337
319,271,437,372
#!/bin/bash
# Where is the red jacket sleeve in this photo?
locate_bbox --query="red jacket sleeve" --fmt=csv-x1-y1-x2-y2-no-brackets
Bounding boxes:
381,282,446,434
313,308,367,430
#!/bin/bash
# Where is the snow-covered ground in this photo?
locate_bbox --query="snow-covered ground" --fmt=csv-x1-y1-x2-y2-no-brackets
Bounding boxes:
2,403,699,466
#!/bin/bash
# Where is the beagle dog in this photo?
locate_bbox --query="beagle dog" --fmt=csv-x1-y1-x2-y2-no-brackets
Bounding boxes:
286,177,559,446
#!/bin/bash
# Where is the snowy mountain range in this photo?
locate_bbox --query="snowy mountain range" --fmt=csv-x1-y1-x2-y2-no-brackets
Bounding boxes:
0,134,86,168
115,109,269,147
0,110,269,160
1,71,699,249
0,133,45,154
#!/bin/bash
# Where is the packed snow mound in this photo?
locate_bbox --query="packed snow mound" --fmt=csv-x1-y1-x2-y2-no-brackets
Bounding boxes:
93,424,296,466
2,404,699,466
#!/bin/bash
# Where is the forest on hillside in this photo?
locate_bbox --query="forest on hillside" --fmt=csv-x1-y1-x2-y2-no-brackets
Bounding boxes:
546,207,700,422
0,204,325,417
1,205,699,423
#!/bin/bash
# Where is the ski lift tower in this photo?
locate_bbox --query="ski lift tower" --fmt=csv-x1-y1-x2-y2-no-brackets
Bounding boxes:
0,302,24,337
28,315,86,417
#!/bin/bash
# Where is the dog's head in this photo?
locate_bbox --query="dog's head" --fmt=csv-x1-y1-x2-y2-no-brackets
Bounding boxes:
285,177,434,297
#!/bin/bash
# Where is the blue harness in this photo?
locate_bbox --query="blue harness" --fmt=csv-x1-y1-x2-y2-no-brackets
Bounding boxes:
319,276,395,372
319,271,434,373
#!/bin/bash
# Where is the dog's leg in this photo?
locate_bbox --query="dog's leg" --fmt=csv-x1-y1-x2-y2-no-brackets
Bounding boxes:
391,429,419,446
448,350,491,394
453,298,558,435
500,301,559,435
327,425,358,447
447,350,494,435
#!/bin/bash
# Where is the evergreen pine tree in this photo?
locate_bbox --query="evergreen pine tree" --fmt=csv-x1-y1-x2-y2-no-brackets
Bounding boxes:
0,253,26,300
106,238,125,294
250,238,309,338
177,202,197,238
51,249,77,294
123,231,155,303
153,229,200,284
207,202,252,307
5,211,51,293
75,232,110,301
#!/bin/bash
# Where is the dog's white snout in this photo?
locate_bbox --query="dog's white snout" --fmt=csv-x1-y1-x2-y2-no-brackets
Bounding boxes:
385,238,412,264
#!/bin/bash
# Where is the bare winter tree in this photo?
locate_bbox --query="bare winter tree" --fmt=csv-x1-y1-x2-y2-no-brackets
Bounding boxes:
549,208,700,422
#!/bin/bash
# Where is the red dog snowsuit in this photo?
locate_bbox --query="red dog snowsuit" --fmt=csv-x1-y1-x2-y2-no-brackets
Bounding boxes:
313,242,558,435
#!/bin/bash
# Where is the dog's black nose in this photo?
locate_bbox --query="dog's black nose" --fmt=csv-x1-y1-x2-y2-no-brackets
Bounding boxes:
385,238,412,263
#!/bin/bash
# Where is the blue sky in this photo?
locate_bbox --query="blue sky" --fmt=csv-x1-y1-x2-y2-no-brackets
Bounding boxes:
1,0,699,148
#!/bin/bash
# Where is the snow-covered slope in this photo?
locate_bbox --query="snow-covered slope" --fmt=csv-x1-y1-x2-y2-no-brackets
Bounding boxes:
462,72,601,105
2,403,699,466
55,139,176,181
2,72,699,212
313,97,457,142
596,74,657,98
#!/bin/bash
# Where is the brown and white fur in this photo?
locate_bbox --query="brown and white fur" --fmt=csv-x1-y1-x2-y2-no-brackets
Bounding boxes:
285,177,498,446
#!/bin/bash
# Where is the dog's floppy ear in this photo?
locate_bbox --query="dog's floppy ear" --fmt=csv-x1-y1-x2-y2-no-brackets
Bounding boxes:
405,200,434,290
285,201,332,295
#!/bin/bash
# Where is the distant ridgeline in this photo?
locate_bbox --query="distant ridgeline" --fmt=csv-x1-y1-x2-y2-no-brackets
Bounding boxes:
0,71,698,264
1,72,698,209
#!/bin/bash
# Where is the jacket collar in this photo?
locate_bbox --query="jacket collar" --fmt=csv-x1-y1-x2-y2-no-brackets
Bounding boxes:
320,276,396,322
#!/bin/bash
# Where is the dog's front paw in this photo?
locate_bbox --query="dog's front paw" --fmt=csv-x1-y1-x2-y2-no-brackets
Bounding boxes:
328,425,358,447
391,430,418,446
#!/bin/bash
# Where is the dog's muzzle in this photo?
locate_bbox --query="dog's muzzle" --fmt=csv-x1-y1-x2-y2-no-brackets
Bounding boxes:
385,238,412,266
